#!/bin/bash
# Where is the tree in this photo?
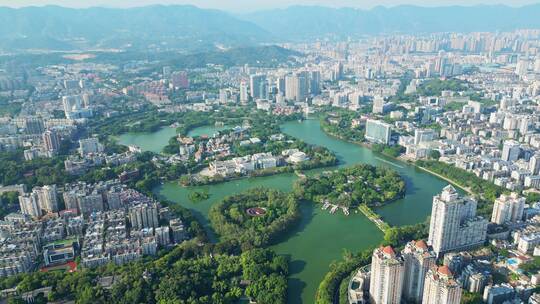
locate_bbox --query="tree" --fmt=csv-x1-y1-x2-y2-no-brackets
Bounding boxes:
429,150,441,160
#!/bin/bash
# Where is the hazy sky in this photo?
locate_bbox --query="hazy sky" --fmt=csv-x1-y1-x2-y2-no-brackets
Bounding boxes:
0,0,538,12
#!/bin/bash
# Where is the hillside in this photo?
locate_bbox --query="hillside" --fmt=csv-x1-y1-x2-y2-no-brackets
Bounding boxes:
0,5,271,52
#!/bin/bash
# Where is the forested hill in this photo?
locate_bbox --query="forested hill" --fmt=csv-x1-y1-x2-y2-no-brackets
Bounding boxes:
0,5,271,52
3,4,540,51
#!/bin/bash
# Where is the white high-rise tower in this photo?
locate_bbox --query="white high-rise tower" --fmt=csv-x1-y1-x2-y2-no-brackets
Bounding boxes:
369,246,404,304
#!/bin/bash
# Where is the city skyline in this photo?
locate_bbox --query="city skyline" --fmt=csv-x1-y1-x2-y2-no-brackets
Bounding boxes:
0,0,538,12
1,1,540,302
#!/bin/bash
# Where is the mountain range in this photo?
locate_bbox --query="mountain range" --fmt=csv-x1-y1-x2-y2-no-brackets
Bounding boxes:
0,5,270,52
1,4,540,52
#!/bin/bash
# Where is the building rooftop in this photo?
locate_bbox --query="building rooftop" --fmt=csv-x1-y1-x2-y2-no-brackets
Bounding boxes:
382,245,395,256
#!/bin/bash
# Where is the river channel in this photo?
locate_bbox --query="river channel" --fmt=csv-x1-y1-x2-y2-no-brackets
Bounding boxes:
118,119,451,304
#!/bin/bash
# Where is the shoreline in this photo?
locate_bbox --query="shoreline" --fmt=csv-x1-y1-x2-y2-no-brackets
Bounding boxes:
320,122,473,195
414,165,473,195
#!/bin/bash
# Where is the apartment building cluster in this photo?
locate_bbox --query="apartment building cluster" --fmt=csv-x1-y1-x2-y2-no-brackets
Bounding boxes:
348,241,461,304
64,137,138,175
0,181,189,277
0,116,79,158
349,186,540,304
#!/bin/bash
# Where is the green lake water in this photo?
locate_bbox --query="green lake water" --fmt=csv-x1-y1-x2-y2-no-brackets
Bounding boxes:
119,119,451,304
117,124,230,153
117,127,177,153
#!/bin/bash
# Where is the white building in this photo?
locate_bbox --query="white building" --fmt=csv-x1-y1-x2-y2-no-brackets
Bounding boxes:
414,129,436,145
18,185,59,217
422,266,462,304
129,203,159,230
491,193,525,225
369,246,404,304
42,130,61,153
79,138,104,156
428,185,488,257
62,95,83,119
240,81,249,103
18,192,41,218
402,240,437,303
34,185,59,213
501,140,521,162
365,119,392,145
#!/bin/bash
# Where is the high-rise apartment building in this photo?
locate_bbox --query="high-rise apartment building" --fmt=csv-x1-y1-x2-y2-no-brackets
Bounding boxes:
297,72,309,102
515,59,529,76
35,185,59,213
428,185,488,256
529,153,540,175
309,70,321,95
19,185,59,217
491,193,525,225
284,73,309,102
240,81,249,103
276,76,286,96
249,74,267,100
422,266,462,304
129,203,159,230
501,140,521,162
369,246,404,304
373,96,386,114
334,62,344,80
365,119,392,145
18,192,41,218
62,95,83,119
285,74,297,101
43,130,61,153
77,192,104,216
401,240,437,303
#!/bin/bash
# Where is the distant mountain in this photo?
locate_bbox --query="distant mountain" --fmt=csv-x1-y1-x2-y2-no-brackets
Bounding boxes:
242,4,540,40
0,5,272,52
4,4,540,52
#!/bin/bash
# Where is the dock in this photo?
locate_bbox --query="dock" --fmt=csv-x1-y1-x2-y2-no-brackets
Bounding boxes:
295,171,307,179
322,201,350,216
322,201,331,210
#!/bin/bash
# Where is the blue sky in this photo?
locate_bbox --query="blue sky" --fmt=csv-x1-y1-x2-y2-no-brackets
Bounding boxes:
0,0,537,12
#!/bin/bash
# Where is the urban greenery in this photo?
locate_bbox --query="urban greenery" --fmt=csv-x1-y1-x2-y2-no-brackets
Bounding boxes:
521,256,540,275
188,190,210,203
0,244,288,304
371,144,405,158
315,249,373,304
320,110,366,143
209,189,300,250
294,164,405,208
416,160,505,216
416,78,468,96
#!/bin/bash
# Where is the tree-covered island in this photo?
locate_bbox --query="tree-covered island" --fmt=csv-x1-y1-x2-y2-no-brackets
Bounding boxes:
294,164,406,212
209,189,300,250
